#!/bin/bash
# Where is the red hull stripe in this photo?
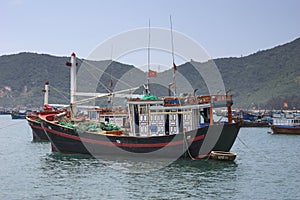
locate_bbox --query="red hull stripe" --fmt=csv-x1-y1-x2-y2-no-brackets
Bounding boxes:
44,127,205,148
29,124,44,131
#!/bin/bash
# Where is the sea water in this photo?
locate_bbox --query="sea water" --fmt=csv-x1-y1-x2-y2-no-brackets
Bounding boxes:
0,115,299,200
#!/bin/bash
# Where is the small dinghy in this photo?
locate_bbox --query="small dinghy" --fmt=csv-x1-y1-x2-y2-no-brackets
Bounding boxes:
210,151,237,161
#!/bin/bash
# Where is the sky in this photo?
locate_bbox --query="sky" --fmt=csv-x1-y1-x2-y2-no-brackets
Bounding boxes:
1,0,300,67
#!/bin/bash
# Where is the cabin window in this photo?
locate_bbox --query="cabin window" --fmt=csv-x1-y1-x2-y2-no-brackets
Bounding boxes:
140,105,147,114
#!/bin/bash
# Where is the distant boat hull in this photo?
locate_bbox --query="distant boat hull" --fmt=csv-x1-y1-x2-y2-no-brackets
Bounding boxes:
241,121,270,127
26,116,49,141
271,125,300,135
0,111,10,115
40,113,240,159
26,111,60,141
11,113,26,119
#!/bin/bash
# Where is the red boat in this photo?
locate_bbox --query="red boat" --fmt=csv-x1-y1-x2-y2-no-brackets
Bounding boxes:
26,81,62,141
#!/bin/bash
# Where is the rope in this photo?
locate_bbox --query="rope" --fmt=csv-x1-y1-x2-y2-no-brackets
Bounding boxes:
0,121,24,130
183,130,196,160
237,135,269,160
237,135,251,149
0,119,14,125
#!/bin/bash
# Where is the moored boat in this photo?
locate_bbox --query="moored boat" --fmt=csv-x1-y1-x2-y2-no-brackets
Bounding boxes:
27,113,51,141
11,110,32,119
39,53,241,159
271,117,300,135
40,95,240,158
210,151,237,161
0,109,10,115
234,110,271,127
26,81,62,141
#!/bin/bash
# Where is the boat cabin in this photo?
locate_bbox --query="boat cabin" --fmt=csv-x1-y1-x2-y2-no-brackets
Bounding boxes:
127,94,233,136
273,118,300,126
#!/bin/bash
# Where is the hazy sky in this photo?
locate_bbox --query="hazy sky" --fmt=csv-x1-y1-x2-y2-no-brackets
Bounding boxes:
2,0,300,64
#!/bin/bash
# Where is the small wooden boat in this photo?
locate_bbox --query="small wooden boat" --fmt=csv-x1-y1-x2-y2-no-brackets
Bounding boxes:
210,151,237,161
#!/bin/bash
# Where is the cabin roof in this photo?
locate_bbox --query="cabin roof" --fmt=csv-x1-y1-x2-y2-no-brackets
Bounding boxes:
127,100,164,105
149,103,211,110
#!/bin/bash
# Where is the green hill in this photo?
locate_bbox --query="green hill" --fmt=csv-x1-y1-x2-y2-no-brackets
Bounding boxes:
0,53,136,108
0,37,300,109
214,37,300,109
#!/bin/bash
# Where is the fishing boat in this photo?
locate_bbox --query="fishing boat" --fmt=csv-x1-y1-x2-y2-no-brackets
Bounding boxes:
0,109,10,115
26,109,61,141
39,53,240,159
26,111,53,141
271,114,300,135
11,110,32,119
26,81,62,141
234,110,270,127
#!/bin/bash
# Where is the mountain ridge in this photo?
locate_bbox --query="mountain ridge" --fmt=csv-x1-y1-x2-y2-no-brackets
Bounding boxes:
1,37,300,109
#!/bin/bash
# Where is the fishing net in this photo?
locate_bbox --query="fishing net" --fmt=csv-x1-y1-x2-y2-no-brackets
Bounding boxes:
73,121,122,134
140,94,159,100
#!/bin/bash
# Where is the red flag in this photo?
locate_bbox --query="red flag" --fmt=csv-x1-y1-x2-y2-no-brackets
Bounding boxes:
173,62,177,72
148,69,157,77
283,102,288,108
66,61,71,67
66,61,78,66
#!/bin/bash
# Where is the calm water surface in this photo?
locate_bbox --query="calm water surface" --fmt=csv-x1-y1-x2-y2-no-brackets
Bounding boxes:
0,115,299,200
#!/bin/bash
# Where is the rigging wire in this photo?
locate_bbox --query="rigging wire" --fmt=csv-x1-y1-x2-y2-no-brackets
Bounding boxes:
0,121,24,130
78,60,112,93
48,85,69,102
77,58,137,93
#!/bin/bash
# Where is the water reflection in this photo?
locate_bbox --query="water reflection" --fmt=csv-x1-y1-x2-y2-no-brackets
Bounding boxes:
40,152,239,199
122,159,238,199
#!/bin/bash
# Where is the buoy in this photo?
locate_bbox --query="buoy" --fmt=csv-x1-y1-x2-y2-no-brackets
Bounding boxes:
210,151,237,161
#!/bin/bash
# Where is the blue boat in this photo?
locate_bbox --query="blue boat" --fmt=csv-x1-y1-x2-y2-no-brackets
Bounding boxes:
11,110,32,119
0,110,10,115
234,110,271,127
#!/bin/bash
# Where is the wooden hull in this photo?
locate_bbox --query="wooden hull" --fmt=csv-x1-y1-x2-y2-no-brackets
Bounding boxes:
26,116,49,141
271,125,300,135
39,114,240,159
26,111,59,141
210,151,237,161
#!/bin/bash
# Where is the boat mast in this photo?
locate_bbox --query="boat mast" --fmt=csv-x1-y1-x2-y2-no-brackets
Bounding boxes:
43,80,49,105
170,15,176,97
146,19,151,95
109,45,114,106
70,52,77,118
